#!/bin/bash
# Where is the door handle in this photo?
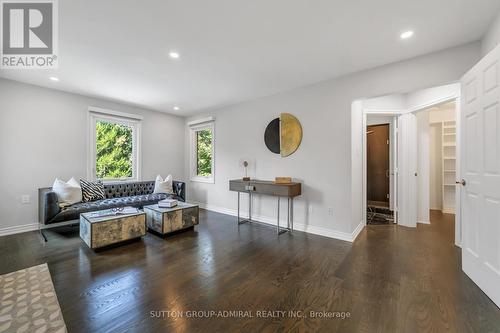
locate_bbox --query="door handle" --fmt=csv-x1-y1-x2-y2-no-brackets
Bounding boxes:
455,179,466,186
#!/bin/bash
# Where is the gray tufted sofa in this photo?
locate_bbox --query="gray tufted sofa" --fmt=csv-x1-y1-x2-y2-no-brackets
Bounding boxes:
38,180,185,225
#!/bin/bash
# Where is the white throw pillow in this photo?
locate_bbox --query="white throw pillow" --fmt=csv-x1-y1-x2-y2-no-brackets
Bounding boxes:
154,175,173,194
52,177,82,207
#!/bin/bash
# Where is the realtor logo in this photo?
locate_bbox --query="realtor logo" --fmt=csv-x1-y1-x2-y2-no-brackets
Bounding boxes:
1,0,58,68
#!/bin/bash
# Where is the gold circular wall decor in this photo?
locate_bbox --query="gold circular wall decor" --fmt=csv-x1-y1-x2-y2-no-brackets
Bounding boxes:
280,113,302,157
264,113,303,157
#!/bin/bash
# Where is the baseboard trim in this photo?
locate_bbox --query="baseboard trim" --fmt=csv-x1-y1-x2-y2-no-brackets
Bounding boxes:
351,220,365,242
194,201,364,243
0,223,38,237
442,208,455,214
418,220,431,224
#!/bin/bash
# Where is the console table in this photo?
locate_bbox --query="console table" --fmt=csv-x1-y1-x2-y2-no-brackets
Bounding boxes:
229,179,301,235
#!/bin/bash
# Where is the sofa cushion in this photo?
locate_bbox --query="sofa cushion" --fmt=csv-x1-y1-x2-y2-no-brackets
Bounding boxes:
52,178,82,207
104,181,155,198
80,179,105,202
49,193,180,223
153,175,173,194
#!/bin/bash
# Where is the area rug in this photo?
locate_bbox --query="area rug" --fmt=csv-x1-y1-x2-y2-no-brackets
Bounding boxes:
367,205,394,225
0,263,67,333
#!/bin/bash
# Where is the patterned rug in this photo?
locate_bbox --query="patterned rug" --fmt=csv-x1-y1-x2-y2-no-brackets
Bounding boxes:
0,263,67,333
367,205,394,225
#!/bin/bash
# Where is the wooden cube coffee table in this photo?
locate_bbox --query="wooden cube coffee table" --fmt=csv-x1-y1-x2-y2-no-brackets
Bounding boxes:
144,202,199,236
80,207,146,249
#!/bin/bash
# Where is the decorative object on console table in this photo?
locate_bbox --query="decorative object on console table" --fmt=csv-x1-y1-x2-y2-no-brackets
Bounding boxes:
229,179,301,235
275,177,292,184
144,202,199,237
264,113,303,157
242,160,250,181
80,207,146,250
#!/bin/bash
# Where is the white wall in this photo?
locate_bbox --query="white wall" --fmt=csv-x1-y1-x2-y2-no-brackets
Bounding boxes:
405,83,460,112
429,123,443,210
0,79,185,234
366,116,393,126
363,95,405,112
185,42,480,240
482,11,500,56
429,107,455,123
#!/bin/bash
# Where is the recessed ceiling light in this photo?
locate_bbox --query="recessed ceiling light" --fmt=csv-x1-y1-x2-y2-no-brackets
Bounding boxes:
173,106,180,111
169,51,180,59
49,76,59,81
400,30,414,40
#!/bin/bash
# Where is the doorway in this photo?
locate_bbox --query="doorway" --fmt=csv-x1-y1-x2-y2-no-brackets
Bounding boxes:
356,83,461,232
415,101,457,225
365,116,395,225
367,124,390,207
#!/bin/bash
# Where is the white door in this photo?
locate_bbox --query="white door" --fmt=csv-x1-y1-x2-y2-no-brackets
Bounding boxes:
397,112,418,227
461,44,500,308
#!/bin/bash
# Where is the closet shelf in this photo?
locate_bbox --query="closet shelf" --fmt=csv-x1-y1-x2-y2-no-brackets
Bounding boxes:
440,119,456,214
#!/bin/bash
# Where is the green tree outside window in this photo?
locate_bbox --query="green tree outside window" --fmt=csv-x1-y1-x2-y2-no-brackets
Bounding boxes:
96,121,133,179
197,129,212,176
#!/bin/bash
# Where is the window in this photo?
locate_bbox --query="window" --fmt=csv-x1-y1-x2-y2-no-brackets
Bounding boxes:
190,120,215,183
88,108,141,181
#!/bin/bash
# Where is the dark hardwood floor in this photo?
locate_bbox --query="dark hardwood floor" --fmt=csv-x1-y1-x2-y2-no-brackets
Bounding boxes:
1,210,499,332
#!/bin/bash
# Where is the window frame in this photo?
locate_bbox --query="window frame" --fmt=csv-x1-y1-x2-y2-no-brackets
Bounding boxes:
189,121,215,183
87,107,142,182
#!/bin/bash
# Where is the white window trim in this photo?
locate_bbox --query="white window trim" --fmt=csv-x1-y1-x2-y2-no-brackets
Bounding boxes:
87,107,142,182
189,121,215,183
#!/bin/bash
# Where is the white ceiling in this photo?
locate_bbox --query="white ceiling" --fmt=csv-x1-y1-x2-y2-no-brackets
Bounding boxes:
1,0,500,116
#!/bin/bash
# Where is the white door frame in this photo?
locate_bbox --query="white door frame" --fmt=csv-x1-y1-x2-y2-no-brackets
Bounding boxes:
360,85,462,246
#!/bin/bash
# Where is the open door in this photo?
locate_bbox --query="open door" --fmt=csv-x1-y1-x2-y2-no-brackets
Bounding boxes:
397,112,418,227
460,44,500,308
367,124,390,207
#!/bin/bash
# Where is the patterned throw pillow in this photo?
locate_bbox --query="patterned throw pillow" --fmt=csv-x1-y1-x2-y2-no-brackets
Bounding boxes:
80,179,106,202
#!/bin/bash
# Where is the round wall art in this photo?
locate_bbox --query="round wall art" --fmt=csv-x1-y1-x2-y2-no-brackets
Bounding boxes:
264,113,302,157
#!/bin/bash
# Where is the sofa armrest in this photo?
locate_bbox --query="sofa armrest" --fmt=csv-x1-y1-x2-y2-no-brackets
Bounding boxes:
38,188,60,224
172,181,186,202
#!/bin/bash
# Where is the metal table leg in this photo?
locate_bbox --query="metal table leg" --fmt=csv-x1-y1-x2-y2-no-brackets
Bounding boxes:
276,197,288,235
277,197,280,234
39,228,48,242
249,192,252,221
287,198,290,230
237,191,241,225
238,191,251,225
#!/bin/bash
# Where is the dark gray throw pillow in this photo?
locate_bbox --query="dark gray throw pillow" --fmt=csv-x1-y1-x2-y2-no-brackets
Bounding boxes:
80,179,105,202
